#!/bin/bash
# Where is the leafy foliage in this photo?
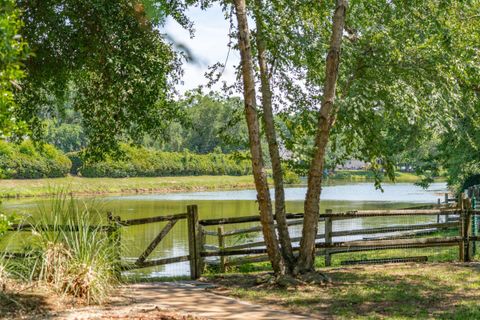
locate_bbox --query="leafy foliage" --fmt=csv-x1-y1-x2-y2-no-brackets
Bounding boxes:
0,140,71,178
76,143,252,177
256,0,479,188
43,105,88,153
153,92,249,154
0,0,29,138
44,120,87,153
14,0,182,158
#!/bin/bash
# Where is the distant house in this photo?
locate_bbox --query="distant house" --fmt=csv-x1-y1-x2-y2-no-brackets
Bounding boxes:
336,159,368,170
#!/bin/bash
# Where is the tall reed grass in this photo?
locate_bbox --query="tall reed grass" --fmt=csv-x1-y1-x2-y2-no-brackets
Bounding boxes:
22,192,121,304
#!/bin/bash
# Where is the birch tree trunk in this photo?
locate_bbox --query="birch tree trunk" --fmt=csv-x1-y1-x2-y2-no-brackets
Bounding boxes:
297,0,348,273
233,0,286,275
253,0,295,272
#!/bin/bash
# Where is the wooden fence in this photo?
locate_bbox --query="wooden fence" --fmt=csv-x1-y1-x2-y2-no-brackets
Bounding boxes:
197,207,469,272
107,206,201,278
5,192,480,280
192,191,480,275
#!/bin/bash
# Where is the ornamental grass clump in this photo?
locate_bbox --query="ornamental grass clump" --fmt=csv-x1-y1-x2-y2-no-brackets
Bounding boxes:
27,193,121,304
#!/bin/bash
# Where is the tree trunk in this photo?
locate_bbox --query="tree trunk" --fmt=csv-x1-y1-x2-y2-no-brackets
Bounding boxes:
297,0,348,273
253,0,295,272
233,0,286,275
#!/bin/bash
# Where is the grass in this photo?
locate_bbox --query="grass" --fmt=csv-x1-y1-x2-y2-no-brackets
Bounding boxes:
205,229,479,318
327,170,441,183
209,262,480,319
0,175,258,198
1,192,121,304
222,246,461,274
0,170,433,199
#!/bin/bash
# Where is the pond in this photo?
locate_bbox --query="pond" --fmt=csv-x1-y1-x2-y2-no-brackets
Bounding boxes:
2,181,448,278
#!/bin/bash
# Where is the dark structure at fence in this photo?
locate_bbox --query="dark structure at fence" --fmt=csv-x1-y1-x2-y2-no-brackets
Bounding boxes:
5,188,480,280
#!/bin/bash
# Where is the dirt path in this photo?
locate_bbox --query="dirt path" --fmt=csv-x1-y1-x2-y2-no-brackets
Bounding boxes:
60,281,315,320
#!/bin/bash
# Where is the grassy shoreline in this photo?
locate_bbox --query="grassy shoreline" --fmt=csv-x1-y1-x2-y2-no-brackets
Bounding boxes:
327,170,428,182
0,175,258,198
0,171,436,199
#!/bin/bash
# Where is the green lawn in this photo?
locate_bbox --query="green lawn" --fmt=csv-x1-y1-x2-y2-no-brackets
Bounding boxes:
206,228,480,319
0,175,257,198
327,170,439,183
209,262,480,319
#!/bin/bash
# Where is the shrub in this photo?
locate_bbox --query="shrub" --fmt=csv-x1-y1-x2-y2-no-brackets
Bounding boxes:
0,140,71,179
283,169,301,185
78,144,252,178
24,192,121,304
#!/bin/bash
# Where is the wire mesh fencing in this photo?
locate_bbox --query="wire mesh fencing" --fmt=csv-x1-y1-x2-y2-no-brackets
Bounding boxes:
200,206,466,272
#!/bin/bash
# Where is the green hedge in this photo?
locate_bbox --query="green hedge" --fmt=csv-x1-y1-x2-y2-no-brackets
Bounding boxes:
0,141,71,179
0,142,253,179
76,145,252,177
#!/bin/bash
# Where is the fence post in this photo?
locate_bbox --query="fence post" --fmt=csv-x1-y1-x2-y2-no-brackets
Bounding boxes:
437,198,441,223
107,212,121,275
444,193,451,223
218,226,226,273
197,217,205,276
325,209,333,267
187,205,201,279
470,186,478,258
464,198,472,262
459,193,465,261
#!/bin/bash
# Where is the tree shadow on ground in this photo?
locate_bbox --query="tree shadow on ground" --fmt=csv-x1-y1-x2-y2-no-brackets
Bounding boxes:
0,291,51,319
210,265,480,319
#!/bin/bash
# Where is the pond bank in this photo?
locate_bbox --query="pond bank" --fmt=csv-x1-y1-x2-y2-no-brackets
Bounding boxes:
0,175,258,199
0,171,432,199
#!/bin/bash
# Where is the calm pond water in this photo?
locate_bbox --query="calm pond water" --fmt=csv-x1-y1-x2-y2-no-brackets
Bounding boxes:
2,182,448,277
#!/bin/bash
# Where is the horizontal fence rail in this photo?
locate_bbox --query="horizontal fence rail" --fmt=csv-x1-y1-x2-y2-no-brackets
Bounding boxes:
118,213,188,226
199,213,305,226
8,224,114,232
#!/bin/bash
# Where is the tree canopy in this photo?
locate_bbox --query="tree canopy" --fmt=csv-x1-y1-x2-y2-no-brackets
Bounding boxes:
0,0,28,139
144,92,248,153
12,0,183,158
252,0,479,188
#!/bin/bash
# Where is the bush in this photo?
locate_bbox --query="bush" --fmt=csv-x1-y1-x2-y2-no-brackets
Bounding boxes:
78,144,252,178
283,169,301,184
0,140,71,179
23,192,120,304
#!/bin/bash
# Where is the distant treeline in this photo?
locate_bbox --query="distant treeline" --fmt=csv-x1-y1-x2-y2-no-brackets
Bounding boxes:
43,93,249,155
0,141,252,179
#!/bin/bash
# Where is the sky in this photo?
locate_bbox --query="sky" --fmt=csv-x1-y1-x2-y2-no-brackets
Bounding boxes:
163,5,240,94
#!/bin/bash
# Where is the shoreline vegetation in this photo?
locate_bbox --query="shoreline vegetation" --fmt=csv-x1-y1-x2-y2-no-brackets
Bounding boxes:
0,171,442,199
